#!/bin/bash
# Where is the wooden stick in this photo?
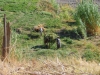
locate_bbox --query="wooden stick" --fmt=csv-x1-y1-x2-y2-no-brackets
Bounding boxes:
2,14,7,61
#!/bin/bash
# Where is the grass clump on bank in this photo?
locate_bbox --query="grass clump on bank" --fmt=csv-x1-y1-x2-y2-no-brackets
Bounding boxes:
83,49,100,62
75,0,100,37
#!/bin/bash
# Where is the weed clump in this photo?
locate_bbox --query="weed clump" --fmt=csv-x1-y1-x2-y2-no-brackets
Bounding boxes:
82,49,100,62
75,0,100,37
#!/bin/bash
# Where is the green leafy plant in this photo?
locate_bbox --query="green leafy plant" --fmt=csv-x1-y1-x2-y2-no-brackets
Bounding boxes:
83,49,100,62
75,0,100,37
63,37,73,44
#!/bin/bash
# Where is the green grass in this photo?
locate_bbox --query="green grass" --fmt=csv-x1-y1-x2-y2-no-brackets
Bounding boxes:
74,0,100,36
0,0,100,62
0,0,38,12
83,49,100,62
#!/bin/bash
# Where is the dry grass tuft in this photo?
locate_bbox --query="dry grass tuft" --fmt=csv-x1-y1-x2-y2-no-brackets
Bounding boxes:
0,57,100,75
37,0,56,13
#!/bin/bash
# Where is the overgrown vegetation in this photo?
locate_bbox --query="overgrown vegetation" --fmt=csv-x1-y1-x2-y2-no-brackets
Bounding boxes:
83,49,100,62
0,0,100,74
59,4,74,22
75,0,100,38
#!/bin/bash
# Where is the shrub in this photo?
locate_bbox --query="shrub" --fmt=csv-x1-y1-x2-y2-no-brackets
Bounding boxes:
83,49,100,62
63,37,73,44
75,0,100,37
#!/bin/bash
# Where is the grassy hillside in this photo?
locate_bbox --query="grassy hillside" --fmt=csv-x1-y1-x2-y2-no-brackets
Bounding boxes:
0,0,100,61
0,0,100,74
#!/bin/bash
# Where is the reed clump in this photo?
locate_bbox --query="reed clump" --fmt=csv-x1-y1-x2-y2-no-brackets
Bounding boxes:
75,0,100,37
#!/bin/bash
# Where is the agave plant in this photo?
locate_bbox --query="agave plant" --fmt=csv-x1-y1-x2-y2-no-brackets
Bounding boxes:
75,0,100,37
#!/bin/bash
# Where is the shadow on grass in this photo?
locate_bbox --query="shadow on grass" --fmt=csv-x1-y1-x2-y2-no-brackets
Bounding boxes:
31,45,44,48
56,28,83,40
31,45,49,51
